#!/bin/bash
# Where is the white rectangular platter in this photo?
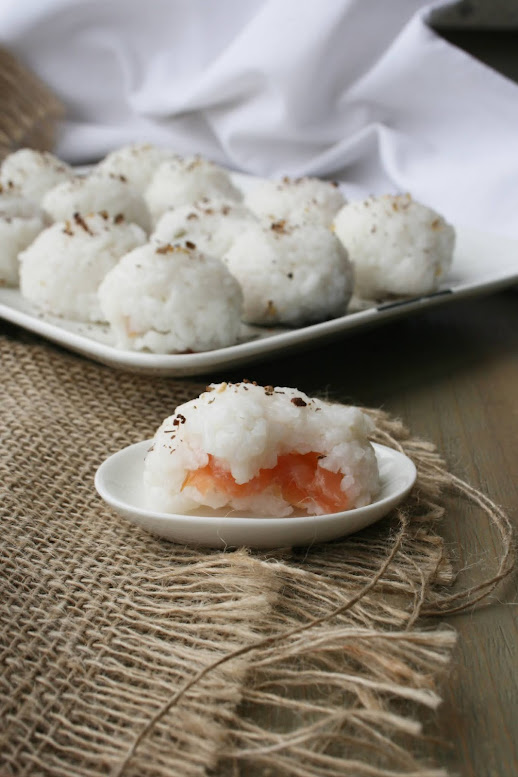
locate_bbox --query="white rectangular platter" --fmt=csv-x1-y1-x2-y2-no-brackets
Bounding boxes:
1,223,517,376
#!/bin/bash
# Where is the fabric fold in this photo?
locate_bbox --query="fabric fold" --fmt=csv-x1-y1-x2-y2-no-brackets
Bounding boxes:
0,1,516,230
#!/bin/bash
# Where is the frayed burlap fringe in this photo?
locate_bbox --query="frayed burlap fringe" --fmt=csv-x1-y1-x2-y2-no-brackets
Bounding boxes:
0,335,514,777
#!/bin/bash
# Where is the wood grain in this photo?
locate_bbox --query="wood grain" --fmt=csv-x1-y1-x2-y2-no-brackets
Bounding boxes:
223,289,518,777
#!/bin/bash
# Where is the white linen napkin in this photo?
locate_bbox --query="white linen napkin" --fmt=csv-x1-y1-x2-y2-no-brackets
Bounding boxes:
1,0,517,237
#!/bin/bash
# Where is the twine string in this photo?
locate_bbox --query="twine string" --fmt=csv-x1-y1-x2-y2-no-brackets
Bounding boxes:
113,516,410,776
1,336,514,777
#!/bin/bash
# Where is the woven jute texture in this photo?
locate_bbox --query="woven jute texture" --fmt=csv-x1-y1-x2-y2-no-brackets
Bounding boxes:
0,49,63,160
0,333,513,777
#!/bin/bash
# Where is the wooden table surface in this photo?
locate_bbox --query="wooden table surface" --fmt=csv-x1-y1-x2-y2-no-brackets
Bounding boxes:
220,288,518,777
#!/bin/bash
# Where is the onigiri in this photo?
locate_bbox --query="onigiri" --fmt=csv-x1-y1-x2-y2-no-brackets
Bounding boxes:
144,382,380,517
42,173,152,233
0,149,73,203
222,220,354,325
333,194,455,300
0,184,46,220
152,199,257,259
97,241,243,353
145,155,243,222
245,176,346,227
0,196,45,286
95,143,177,193
19,212,147,321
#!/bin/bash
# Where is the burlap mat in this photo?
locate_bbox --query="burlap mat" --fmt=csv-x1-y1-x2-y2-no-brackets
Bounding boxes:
0,48,63,160
0,333,514,777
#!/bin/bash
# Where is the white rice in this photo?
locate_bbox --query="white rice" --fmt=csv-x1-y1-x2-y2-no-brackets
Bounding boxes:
19,213,147,321
222,220,354,325
0,149,73,204
42,173,152,232
97,241,243,353
0,186,46,220
245,176,346,227
0,207,45,287
333,194,455,300
145,156,243,222
94,143,177,193
144,382,379,517
152,199,257,259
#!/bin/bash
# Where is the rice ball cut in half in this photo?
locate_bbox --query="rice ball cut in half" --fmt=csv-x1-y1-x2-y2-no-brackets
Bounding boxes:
42,173,152,232
245,176,346,227
0,194,45,286
333,194,455,301
145,155,243,222
98,242,243,353
19,213,146,321
0,149,73,203
95,143,177,193
144,382,380,517
152,199,257,259
222,220,354,325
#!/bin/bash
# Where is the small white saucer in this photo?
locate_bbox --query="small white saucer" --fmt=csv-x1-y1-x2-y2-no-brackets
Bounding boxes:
94,441,416,549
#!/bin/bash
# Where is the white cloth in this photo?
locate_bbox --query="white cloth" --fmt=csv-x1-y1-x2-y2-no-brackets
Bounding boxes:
1,0,517,237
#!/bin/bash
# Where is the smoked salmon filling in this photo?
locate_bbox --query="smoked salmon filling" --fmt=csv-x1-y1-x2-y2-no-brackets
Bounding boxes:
182,451,349,514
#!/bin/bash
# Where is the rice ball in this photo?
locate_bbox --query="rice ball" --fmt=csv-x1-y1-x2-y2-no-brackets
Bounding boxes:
144,382,379,517
0,149,73,203
0,182,46,219
333,194,455,300
0,199,45,286
145,155,243,223
245,176,346,227
42,173,152,232
222,220,354,325
19,212,147,321
95,143,177,193
98,242,243,353
152,199,257,259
